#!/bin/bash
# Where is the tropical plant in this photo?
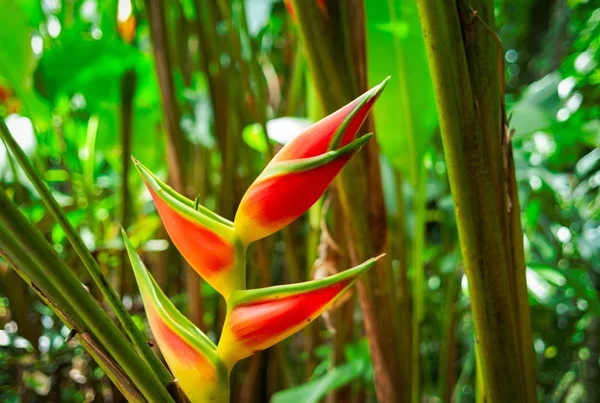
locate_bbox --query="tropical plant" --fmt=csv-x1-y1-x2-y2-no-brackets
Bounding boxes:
121,80,388,401
0,77,389,402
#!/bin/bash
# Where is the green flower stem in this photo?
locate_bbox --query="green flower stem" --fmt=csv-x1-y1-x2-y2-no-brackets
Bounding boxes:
0,117,174,387
0,188,174,403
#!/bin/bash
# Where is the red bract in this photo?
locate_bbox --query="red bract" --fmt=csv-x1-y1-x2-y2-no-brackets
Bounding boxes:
126,78,389,402
234,77,389,245
217,256,381,369
123,233,229,402
134,159,241,297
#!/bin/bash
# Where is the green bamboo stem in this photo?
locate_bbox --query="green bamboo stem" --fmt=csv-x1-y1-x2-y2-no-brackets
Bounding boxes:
415,1,536,401
411,163,427,403
475,346,487,403
437,273,458,402
0,188,174,402
0,117,174,387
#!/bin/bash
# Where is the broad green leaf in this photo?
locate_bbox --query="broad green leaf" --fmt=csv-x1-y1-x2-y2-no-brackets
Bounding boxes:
34,31,140,110
365,0,437,183
0,0,50,129
0,0,32,89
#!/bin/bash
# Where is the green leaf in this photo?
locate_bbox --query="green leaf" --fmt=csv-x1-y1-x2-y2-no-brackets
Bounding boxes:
0,0,32,89
34,30,140,110
270,363,361,403
0,0,50,129
365,0,438,183
242,123,268,153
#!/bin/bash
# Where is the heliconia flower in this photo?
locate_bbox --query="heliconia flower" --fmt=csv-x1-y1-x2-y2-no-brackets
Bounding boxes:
133,159,242,298
216,255,382,369
122,231,229,402
234,77,390,245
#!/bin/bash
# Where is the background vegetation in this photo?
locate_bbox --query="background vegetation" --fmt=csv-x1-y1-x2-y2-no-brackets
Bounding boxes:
0,0,598,402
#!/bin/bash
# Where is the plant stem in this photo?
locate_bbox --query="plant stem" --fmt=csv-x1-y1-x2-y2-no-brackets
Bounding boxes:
120,68,136,296
416,1,537,401
145,0,207,331
437,273,458,402
217,0,273,158
0,117,174,387
392,169,412,394
7,265,144,402
289,1,407,401
411,163,427,403
144,0,185,192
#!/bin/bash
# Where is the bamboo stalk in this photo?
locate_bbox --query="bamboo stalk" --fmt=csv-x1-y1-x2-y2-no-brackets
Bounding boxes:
415,1,537,401
0,117,174,387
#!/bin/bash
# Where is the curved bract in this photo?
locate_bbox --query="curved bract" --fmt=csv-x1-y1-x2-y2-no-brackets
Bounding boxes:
134,159,241,297
123,232,229,402
234,77,390,246
126,79,389,402
217,256,382,369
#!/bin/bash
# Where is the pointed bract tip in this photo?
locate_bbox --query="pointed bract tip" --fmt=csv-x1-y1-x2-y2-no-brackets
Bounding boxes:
365,76,390,102
375,252,386,260
372,253,386,262
351,253,385,276
375,76,391,93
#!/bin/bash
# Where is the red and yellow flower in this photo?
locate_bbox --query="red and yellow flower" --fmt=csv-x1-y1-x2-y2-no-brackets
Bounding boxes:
125,79,389,402
234,77,389,245
123,232,229,402
217,256,381,370
134,159,241,297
